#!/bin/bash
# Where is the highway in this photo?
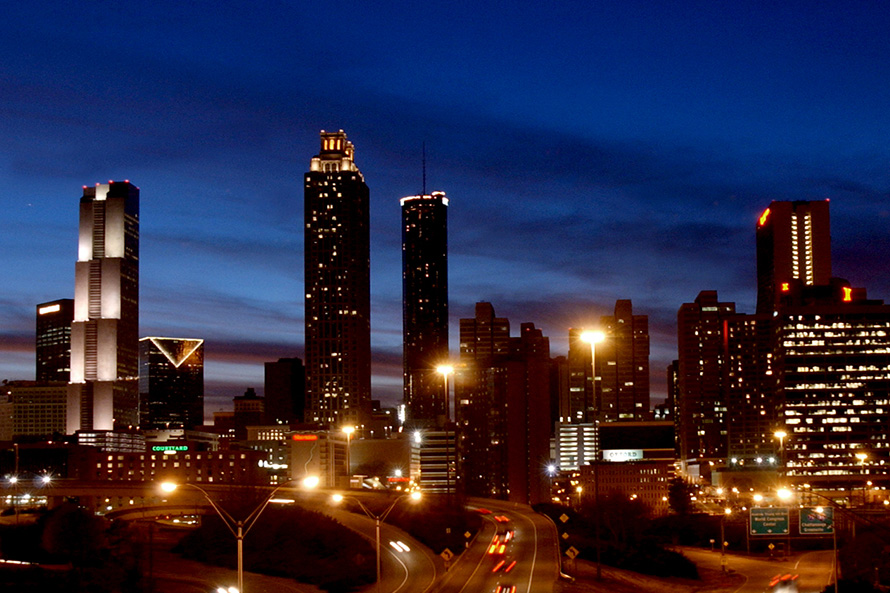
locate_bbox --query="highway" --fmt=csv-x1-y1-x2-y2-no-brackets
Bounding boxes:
683,546,835,593
437,501,560,593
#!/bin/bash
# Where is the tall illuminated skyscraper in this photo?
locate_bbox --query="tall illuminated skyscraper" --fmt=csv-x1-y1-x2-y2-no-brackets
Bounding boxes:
597,299,650,421
67,181,140,432
401,191,449,424
756,200,831,314
304,131,371,429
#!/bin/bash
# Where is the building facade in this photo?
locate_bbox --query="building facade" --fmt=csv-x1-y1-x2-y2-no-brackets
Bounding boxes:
597,299,650,421
676,291,735,472
264,357,306,425
67,181,140,433
0,381,68,440
138,337,204,430
756,200,831,314
304,130,371,429
401,191,449,425
36,299,74,382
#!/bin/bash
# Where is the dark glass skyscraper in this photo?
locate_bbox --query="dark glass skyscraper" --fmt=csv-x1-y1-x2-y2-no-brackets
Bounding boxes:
304,131,371,429
36,298,74,382
67,181,139,432
401,191,449,424
138,337,204,429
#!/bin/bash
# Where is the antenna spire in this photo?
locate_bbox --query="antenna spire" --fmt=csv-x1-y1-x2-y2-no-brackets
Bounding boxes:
422,142,427,195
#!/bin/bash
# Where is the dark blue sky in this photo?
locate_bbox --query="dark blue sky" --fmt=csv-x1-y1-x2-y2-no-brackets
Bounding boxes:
3,1,890,416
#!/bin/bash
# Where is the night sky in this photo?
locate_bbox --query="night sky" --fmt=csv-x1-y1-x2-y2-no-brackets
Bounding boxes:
3,1,890,418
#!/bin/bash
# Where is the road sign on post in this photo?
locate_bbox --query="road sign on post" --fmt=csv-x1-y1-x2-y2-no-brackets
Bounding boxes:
750,507,790,535
799,506,834,534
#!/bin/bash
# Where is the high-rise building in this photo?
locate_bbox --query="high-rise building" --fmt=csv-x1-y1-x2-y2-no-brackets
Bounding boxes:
0,381,68,440
774,280,890,486
264,357,306,425
304,130,371,430
67,181,139,433
36,299,74,382
675,291,735,473
401,191,449,425
138,337,204,429
756,200,831,314
456,304,551,504
564,329,593,424
597,300,650,421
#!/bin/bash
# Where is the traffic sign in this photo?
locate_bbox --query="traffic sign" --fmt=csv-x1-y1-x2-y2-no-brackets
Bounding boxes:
565,546,579,559
559,514,569,523
440,548,454,562
800,507,834,534
750,507,789,535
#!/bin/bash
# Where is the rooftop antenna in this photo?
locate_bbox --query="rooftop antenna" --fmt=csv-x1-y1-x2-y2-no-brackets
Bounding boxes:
422,142,427,195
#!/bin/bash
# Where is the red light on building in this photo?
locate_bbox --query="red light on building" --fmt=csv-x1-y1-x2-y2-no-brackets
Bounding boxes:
842,287,853,302
781,282,790,292
387,476,410,482
759,208,771,227
291,434,319,441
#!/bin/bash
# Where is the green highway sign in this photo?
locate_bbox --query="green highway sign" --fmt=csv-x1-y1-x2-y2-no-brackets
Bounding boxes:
800,507,834,534
750,507,789,535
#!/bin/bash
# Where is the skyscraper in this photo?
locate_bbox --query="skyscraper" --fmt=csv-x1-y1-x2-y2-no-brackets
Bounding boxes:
304,131,371,429
597,299,650,421
138,337,204,429
67,181,139,433
264,357,306,425
676,291,735,471
756,200,831,314
36,298,74,382
401,191,449,424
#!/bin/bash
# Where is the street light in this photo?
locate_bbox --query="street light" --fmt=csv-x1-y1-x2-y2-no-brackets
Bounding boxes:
580,329,605,580
720,507,732,572
342,426,355,486
331,491,422,593
160,480,296,593
436,364,454,496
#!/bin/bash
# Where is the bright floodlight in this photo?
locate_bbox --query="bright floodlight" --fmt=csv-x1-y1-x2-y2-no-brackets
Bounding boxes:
436,364,454,376
41,475,52,485
580,330,606,345
303,476,320,489
331,493,344,503
777,488,792,500
342,426,355,436
9,476,17,485
409,491,421,501
753,493,763,502
774,430,787,439
160,482,177,493
856,452,869,462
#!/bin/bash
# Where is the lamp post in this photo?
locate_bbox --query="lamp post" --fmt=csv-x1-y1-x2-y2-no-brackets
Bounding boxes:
720,507,732,571
160,480,304,593
331,491,422,593
436,364,454,497
342,426,355,486
774,430,787,477
580,330,605,580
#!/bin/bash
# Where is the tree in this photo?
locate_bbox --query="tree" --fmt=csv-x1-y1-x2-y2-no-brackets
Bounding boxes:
667,477,695,515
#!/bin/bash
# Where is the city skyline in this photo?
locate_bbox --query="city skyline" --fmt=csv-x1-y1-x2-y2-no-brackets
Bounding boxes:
2,2,890,417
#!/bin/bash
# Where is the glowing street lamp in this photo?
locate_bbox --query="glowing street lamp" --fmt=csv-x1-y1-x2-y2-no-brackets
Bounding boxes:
437,364,455,495
160,480,297,593
331,492,422,593
342,426,355,484
580,329,605,581
720,507,732,571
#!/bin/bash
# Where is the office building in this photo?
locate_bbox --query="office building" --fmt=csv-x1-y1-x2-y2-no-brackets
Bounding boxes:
401,191,449,424
36,299,74,382
676,291,735,474
775,280,890,486
67,181,140,433
0,381,68,440
139,337,204,430
756,200,831,314
456,304,551,504
264,357,306,425
564,329,593,424
304,130,371,429
597,300,650,421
